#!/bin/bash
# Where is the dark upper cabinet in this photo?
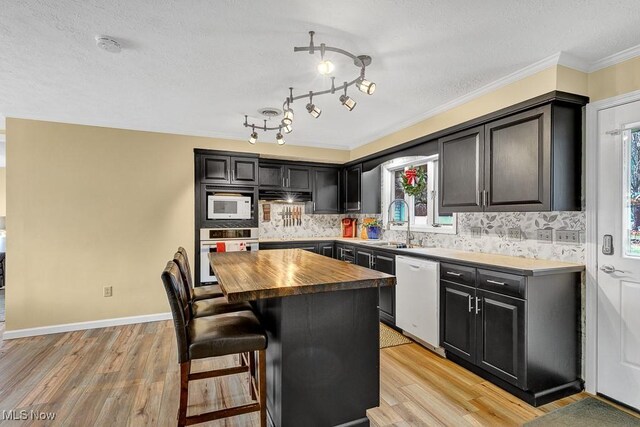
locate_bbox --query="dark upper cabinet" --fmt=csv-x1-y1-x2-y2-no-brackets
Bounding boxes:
199,154,257,186
484,106,550,211
230,157,258,185
312,168,340,214
342,164,382,214
285,166,311,191
475,289,526,388
441,281,476,363
258,163,285,189
344,164,362,213
201,155,231,184
374,252,396,324
439,102,582,213
258,161,312,192
439,126,485,214
362,166,382,214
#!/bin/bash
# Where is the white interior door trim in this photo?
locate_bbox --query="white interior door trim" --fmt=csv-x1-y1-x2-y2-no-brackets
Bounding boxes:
585,88,640,394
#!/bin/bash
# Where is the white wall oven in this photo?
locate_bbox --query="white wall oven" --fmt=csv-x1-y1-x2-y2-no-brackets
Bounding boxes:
199,227,259,284
207,194,252,220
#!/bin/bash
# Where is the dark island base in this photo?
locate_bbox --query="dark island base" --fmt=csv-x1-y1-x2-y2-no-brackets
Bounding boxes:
253,287,379,427
447,353,583,407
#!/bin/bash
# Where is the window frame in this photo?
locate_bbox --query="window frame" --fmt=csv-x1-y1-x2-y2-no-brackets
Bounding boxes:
382,155,457,234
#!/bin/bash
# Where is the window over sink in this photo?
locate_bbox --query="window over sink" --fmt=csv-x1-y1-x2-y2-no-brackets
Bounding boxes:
382,155,457,234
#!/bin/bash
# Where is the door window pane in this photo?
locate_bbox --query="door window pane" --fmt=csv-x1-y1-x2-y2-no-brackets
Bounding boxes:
625,128,640,257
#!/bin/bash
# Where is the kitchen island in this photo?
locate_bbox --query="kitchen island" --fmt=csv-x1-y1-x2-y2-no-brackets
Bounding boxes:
209,249,396,427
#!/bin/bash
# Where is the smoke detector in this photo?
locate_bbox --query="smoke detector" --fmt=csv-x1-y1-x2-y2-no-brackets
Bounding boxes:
95,36,121,53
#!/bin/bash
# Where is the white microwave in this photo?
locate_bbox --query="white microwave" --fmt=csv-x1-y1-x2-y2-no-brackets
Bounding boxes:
207,195,252,220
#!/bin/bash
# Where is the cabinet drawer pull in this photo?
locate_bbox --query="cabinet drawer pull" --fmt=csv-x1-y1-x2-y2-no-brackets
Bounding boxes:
446,271,462,277
486,279,506,286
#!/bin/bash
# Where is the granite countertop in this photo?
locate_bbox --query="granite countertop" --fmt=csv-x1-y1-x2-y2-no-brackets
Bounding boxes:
258,236,585,276
208,249,396,303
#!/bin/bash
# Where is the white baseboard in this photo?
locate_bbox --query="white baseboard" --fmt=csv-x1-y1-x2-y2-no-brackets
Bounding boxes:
2,312,172,340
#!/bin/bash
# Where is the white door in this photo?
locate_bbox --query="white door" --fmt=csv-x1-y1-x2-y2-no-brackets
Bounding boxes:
597,100,640,410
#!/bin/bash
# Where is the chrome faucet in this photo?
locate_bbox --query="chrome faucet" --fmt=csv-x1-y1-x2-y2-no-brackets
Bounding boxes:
387,199,415,247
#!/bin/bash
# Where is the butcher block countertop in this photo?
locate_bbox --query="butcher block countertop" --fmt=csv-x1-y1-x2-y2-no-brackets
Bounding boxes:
259,237,584,276
208,249,396,303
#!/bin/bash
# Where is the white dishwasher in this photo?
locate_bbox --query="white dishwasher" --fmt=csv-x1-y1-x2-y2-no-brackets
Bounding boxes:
395,256,442,351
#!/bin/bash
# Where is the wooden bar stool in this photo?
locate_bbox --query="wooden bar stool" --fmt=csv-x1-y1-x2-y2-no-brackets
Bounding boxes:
162,261,267,426
176,247,224,301
173,250,253,317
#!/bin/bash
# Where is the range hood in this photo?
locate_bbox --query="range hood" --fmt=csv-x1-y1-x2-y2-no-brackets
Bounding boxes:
258,190,312,202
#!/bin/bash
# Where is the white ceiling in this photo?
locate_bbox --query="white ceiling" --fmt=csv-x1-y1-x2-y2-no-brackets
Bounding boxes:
1,1,640,150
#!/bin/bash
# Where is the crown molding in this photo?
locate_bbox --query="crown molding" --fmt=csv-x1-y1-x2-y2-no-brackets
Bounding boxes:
348,45,640,150
347,52,565,149
588,43,640,72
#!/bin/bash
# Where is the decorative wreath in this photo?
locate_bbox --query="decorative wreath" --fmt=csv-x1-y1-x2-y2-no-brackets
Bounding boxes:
401,167,427,197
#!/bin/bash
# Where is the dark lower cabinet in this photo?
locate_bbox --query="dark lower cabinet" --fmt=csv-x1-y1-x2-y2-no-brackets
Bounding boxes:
440,262,581,406
260,241,336,258
356,248,396,325
318,242,335,258
441,281,476,363
475,289,526,388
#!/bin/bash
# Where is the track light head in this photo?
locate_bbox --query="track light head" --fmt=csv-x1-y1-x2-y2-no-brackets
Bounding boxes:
306,102,321,118
339,94,356,111
248,131,258,144
276,132,285,145
357,78,376,95
317,60,335,75
282,123,293,134
282,108,294,125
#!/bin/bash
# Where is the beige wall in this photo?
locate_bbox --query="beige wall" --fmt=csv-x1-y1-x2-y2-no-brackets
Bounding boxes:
588,56,640,102
0,168,6,217
5,54,640,333
4,120,347,331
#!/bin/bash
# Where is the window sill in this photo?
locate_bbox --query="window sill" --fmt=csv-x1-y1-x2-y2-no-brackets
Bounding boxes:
388,225,457,235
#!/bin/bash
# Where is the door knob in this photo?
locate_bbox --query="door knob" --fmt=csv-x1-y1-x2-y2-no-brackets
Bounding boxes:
600,264,628,274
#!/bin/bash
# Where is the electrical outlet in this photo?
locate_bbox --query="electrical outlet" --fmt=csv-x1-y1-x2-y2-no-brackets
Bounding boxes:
471,227,482,239
556,230,580,244
507,228,522,241
537,229,553,243
103,286,113,297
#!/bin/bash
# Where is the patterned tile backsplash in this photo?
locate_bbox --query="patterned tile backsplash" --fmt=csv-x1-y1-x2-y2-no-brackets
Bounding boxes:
259,203,585,264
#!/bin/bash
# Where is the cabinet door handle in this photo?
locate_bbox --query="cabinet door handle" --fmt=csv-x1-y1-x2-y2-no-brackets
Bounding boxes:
483,190,489,207
357,201,361,211
282,177,286,187
313,202,316,212
479,190,484,207
468,295,473,313
486,279,506,286
475,297,481,315
446,271,462,277
231,169,235,181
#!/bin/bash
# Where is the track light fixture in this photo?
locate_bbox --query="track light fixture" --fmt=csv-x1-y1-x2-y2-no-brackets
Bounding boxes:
282,95,294,125
276,128,285,145
249,128,258,144
357,77,376,95
242,31,376,145
339,82,356,111
306,92,322,118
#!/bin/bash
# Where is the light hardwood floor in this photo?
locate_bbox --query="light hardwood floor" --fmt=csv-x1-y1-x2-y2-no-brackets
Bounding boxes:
0,321,635,426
